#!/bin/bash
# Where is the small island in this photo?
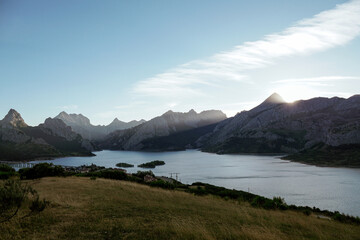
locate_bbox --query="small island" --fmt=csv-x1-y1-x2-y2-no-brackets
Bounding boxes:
138,160,165,168
115,162,134,168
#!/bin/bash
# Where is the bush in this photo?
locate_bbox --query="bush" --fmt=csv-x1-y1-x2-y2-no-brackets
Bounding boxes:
0,172,14,180
133,171,154,180
273,196,288,210
303,209,311,216
100,170,127,180
0,164,15,173
251,196,274,209
127,175,143,183
0,179,48,223
19,163,64,180
0,164,16,180
149,180,175,189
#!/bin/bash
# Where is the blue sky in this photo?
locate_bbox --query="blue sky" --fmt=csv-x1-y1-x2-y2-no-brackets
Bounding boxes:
1,0,359,126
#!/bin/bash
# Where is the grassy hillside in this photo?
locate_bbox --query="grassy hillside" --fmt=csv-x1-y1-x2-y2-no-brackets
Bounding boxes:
1,177,359,240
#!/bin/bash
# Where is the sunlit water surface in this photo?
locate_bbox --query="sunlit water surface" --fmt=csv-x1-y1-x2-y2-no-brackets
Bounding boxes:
29,150,360,217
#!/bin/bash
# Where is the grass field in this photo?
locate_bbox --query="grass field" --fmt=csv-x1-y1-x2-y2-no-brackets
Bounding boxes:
1,177,360,240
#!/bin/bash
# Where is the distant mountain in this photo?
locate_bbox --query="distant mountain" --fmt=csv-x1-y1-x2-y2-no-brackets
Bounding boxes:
0,109,94,161
0,109,28,128
55,112,145,140
100,109,227,150
200,93,360,158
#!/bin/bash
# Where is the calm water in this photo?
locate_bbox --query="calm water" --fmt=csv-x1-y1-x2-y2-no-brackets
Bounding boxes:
29,150,360,217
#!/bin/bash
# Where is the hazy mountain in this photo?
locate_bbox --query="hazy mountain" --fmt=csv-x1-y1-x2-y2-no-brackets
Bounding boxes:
200,93,360,154
0,109,94,161
55,111,145,140
100,109,227,150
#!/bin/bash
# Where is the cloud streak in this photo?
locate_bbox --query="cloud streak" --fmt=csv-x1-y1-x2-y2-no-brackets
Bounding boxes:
134,0,360,97
273,76,360,84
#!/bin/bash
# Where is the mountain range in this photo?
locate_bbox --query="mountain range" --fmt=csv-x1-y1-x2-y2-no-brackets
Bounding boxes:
0,109,95,161
55,112,146,140
200,93,360,153
99,109,227,150
1,93,359,166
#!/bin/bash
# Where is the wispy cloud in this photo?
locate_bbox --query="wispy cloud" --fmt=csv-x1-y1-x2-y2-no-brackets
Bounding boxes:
134,0,360,97
273,76,360,84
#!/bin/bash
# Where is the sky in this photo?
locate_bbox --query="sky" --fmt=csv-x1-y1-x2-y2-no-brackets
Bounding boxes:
1,0,360,126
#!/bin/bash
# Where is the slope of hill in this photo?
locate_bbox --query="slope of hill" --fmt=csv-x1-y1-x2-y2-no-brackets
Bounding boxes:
56,112,145,140
1,177,359,240
100,109,227,150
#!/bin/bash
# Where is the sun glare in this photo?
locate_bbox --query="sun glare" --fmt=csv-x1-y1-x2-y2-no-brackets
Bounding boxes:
274,85,320,103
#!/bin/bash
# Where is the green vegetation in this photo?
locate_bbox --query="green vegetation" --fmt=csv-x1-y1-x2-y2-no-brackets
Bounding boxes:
0,164,16,180
16,163,360,225
1,177,359,240
82,169,128,181
0,179,47,223
283,143,360,167
115,162,134,168
19,163,65,180
138,160,165,168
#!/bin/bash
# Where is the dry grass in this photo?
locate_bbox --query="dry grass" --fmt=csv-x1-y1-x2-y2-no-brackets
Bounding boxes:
1,177,360,240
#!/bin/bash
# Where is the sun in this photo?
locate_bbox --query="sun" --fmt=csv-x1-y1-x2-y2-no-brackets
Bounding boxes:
273,85,320,103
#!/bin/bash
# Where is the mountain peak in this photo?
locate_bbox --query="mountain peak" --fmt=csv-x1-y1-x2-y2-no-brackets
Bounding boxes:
264,93,285,104
188,109,197,114
1,109,28,128
110,118,125,125
163,110,174,116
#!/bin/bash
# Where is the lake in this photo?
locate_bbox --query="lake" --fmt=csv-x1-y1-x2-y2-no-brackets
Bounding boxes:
29,149,360,217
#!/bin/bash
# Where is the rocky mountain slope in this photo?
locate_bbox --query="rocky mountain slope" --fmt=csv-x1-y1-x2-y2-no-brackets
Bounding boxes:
0,109,94,161
100,109,227,150
200,93,360,155
56,112,145,140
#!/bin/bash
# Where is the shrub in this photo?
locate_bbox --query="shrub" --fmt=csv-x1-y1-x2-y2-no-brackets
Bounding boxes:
303,209,311,216
251,196,276,209
149,180,175,189
19,163,64,180
0,164,16,180
273,196,288,210
133,171,154,180
0,164,15,173
100,170,127,180
0,179,48,223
